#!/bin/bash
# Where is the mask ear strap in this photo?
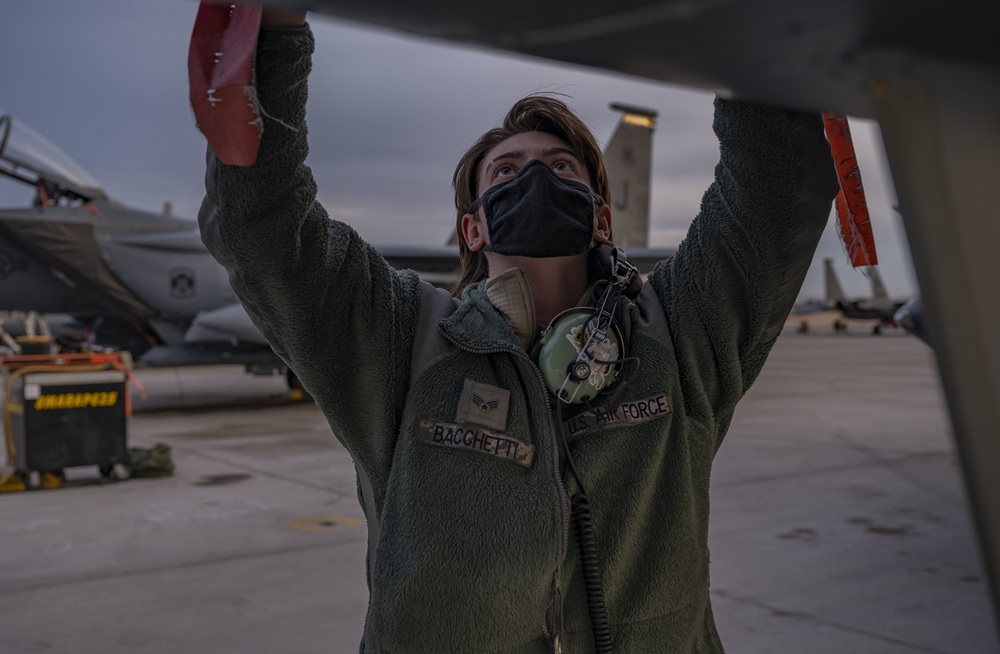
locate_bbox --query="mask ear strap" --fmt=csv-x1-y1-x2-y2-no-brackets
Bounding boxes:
466,196,484,215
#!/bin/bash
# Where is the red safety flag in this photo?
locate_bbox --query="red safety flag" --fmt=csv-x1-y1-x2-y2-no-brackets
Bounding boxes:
823,113,878,267
188,2,263,166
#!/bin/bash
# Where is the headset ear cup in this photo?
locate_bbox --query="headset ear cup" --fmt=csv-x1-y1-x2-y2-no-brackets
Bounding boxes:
537,309,624,404
601,319,631,408
610,317,627,366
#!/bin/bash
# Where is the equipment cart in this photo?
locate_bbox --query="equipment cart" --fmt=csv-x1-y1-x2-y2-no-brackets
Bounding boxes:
2,353,132,490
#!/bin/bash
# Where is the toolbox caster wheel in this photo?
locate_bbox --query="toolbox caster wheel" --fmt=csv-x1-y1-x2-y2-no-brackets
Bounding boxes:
99,464,130,481
111,463,131,481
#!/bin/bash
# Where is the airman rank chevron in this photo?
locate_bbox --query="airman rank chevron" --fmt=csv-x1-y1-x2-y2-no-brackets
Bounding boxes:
415,419,534,468
563,393,671,440
455,379,510,431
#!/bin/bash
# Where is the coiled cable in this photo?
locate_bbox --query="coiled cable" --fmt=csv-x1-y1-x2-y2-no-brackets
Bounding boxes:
571,492,614,653
556,401,614,654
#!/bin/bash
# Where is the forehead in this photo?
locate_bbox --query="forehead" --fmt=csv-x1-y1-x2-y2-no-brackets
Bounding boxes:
483,130,575,161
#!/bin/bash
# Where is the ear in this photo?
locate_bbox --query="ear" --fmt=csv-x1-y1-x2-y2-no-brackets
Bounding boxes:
593,203,613,245
461,213,488,251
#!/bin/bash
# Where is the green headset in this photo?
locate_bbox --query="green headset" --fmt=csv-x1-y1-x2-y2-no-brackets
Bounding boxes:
535,247,640,408
537,306,625,404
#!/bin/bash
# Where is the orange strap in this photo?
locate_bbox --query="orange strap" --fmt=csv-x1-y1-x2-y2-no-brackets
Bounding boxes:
823,113,878,267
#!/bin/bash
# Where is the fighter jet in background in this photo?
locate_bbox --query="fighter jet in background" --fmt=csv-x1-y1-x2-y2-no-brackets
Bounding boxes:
823,258,908,333
0,112,280,368
0,102,672,367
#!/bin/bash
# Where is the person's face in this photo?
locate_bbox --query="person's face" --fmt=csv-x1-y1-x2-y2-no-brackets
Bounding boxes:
461,131,612,253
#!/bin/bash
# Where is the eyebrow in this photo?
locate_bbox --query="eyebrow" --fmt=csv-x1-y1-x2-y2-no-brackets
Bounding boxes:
488,146,580,167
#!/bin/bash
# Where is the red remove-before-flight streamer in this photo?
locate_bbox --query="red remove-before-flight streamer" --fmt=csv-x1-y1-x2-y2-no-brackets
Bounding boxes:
823,113,878,267
189,2,263,166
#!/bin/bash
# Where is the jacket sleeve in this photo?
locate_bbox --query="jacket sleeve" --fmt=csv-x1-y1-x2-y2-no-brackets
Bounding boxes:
197,26,421,477
647,98,838,439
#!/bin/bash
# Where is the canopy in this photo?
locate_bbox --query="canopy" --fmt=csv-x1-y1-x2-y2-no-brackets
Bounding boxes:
0,113,105,200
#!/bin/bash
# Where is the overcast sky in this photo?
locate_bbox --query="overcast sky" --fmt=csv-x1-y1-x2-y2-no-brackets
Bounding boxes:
0,0,917,300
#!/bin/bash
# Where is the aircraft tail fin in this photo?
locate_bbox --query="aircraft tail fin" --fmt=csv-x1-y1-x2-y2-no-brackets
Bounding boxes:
824,258,847,305
603,103,657,249
865,265,890,302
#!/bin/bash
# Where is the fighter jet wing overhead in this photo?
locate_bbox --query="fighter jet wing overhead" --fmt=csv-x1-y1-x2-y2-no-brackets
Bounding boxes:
267,0,998,117
259,0,1000,630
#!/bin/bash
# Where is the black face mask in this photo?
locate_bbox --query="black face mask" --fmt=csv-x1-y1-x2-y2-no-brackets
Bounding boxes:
467,159,604,258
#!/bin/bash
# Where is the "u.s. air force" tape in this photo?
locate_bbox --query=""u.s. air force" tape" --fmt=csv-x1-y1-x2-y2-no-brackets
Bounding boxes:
415,419,534,468
563,392,671,439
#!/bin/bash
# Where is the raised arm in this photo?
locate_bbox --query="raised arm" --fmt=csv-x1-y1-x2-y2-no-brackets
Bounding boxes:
648,98,838,433
197,24,422,476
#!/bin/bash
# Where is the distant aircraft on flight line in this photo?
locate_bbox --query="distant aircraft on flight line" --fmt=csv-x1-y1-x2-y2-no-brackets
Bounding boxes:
0,103,672,370
822,258,909,334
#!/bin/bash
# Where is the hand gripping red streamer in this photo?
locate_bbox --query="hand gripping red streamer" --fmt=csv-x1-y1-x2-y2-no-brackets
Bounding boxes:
189,2,263,166
822,113,878,267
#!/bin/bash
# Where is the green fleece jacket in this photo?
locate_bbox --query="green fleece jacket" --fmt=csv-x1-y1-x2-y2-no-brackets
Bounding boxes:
198,27,838,654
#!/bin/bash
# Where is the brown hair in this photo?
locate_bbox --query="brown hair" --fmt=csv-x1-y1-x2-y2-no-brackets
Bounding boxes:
450,95,611,297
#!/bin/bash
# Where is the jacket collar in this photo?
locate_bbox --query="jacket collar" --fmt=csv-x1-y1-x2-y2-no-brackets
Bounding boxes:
439,267,610,353
484,268,537,350
439,278,527,353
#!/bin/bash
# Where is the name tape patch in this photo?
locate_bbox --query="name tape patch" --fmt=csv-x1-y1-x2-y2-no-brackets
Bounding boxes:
564,392,671,439
415,419,534,468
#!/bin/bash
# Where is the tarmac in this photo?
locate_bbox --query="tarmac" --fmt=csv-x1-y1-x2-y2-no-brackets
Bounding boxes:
1,322,998,653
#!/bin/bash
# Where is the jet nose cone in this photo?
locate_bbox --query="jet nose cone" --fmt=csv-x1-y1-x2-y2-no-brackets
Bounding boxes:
895,298,929,345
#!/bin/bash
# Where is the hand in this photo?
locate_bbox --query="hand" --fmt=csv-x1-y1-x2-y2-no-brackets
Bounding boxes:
261,7,306,29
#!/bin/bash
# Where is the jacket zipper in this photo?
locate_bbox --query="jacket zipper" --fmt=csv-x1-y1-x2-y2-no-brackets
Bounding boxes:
439,337,570,646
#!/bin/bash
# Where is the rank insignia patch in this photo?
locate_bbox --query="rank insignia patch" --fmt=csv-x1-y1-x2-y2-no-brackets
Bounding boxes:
456,379,510,431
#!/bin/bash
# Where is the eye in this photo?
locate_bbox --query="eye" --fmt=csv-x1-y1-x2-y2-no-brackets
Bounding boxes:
550,159,578,176
493,163,517,179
